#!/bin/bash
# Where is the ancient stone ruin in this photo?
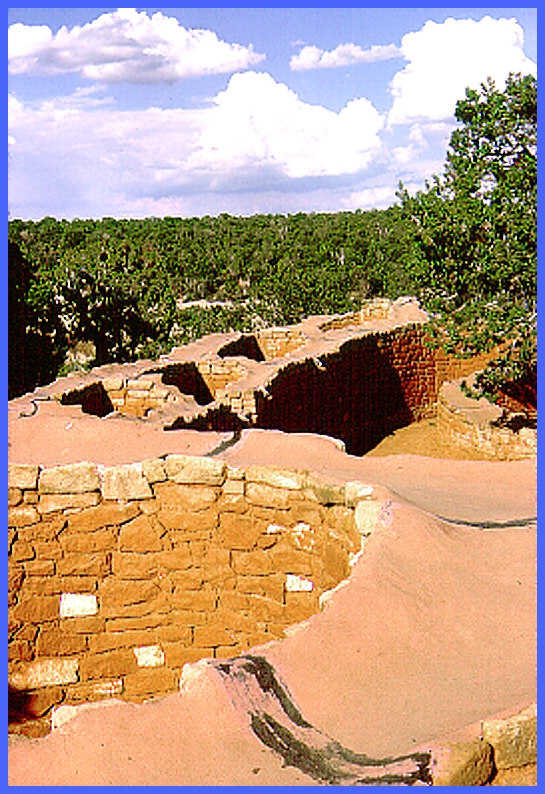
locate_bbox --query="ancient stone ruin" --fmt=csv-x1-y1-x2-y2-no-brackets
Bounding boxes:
8,298,536,785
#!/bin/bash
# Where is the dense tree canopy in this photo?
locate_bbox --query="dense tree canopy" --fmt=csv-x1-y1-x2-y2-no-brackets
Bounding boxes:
8,73,536,410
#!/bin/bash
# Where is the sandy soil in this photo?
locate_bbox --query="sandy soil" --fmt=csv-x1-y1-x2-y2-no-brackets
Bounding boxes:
366,417,492,459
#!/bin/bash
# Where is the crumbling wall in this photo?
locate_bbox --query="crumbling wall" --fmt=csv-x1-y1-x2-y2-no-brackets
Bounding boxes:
437,381,537,460
255,326,438,456
255,328,308,360
8,459,379,729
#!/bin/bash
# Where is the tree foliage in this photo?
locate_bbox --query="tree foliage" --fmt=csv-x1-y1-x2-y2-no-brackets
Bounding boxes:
8,74,536,410
397,73,536,406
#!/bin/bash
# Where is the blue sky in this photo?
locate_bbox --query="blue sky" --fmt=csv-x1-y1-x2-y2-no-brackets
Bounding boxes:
8,7,537,220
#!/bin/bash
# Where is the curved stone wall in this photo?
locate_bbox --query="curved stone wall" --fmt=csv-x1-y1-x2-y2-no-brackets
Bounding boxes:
438,380,537,460
9,457,379,726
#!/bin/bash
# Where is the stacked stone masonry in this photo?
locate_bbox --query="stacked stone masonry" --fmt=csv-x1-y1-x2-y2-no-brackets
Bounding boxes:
41,299,531,458
437,382,537,460
8,458,379,720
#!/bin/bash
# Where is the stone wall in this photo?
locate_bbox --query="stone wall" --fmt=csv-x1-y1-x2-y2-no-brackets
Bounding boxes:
437,381,537,460
255,328,308,360
8,458,379,730
255,325,439,455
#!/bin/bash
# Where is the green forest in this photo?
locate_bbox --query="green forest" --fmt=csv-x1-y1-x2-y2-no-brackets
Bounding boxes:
8,73,536,410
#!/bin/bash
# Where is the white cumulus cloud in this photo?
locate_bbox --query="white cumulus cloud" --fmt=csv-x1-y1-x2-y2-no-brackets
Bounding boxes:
8,72,386,218
290,42,401,70
189,72,385,179
388,16,536,125
8,7,264,83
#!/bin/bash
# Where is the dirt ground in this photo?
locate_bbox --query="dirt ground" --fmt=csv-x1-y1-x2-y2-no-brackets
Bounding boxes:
366,417,491,460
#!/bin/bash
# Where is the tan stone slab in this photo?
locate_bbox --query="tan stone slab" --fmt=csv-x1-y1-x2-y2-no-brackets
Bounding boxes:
39,463,100,494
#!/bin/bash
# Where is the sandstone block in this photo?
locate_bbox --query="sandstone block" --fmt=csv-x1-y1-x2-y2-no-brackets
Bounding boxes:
141,458,167,484
9,464,40,490
164,609,207,627
134,645,165,667
38,493,100,513
159,546,193,571
79,649,137,681
11,540,35,562
99,578,159,611
284,591,319,623
102,376,124,391
245,594,285,622
164,455,226,486
207,608,255,633
8,564,25,593
105,614,163,632
246,482,291,508
89,629,155,653
168,568,204,591
219,591,251,611
57,576,99,594
345,481,374,506
325,506,359,549
119,514,164,552
25,558,56,577
101,465,152,500
32,540,63,561
8,639,34,662
60,592,98,618
245,465,303,490
60,528,117,554
483,704,537,769
153,482,219,512
122,666,177,698
36,628,87,656
194,625,237,648
431,739,494,786
19,576,62,596
10,657,79,689
112,552,162,579
158,508,217,533
62,615,105,634
67,502,139,532
354,500,382,535
304,475,345,505
8,487,23,507
8,506,40,528
222,479,245,495
163,642,208,669
490,763,537,785
323,541,350,584
218,513,261,549
64,678,123,702
270,543,313,576
171,590,217,611
57,554,108,577
39,463,100,494
156,624,192,644
231,549,273,576
217,493,247,513
13,595,59,623
239,574,285,602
